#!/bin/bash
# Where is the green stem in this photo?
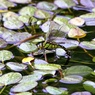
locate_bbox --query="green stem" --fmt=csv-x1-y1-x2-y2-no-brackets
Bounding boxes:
0,85,6,94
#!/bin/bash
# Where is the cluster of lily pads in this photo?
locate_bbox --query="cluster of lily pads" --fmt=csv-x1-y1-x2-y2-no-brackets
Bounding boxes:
0,0,95,95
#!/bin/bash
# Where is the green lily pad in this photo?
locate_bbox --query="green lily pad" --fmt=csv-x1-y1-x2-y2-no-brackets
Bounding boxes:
79,41,95,50
0,72,22,85
83,81,95,94
60,75,83,84
6,62,27,71
19,73,42,83
54,0,76,9
0,50,14,61
19,6,37,16
46,86,68,95
11,81,38,92
34,63,61,70
64,65,93,76
36,1,58,11
0,38,7,48
18,42,37,53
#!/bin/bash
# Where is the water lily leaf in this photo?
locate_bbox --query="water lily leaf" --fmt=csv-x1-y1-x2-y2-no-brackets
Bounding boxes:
92,57,95,62
56,48,66,56
69,17,85,26
36,1,58,11
6,62,27,71
64,65,93,76
4,18,24,29
19,6,37,16
79,41,95,50
34,63,61,70
5,32,31,44
0,0,16,9
68,27,86,38
9,0,31,4
54,0,76,9
18,42,37,53
46,86,68,95
0,50,14,61
34,59,48,64
0,72,22,85
19,73,42,83
34,9,53,19
71,91,92,95
0,38,7,48
60,75,83,84
10,92,32,95
83,81,95,94
11,81,38,92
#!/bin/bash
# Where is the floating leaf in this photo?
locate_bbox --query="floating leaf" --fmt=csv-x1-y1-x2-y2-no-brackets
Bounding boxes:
71,91,92,95
46,86,68,95
54,0,76,9
0,38,7,48
0,50,14,61
0,63,5,70
83,81,95,94
34,63,61,70
19,73,42,83
69,17,85,26
9,0,31,4
19,6,37,16
56,48,66,56
79,41,95,50
34,59,48,64
11,81,38,92
0,72,22,85
34,9,53,19
60,75,83,84
6,62,27,71
18,42,37,53
36,1,58,11
64,65,93,76
92,57,95,62
68,27,86,38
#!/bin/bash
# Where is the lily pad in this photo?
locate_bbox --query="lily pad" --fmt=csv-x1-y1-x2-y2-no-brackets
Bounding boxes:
0,50,14,61
64,65,93,76
56,48,66,56
34,9,53,19
46,86,68,95
9,0,31,4
0,38,7,48
19,6,37,16
60,75,83,84
34,63,61,70
10,81,38,92
83,81,95,94
54,0,76,9
79,41,95,50
6,62,27,71
36,1,58,11
0,63,5,70
19,73,42,83
18,42,37,53
0,72,22,85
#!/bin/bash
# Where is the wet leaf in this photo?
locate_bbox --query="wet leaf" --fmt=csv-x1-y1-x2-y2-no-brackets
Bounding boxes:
18,42,37,53
36,1,58,11
0,38,7,48
34,9,53,19
6,62,27,71
46,86,68,95
0,72,22,85
34,63,61,70
0,50,14,61
19,6,37,16
64,65,93,76
0,63,5,70
11,81,38,92
9,92,32,95
54,0,76,9
19,73,42,83
60,75,83,84
56,48,66,56
83,81,95,94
